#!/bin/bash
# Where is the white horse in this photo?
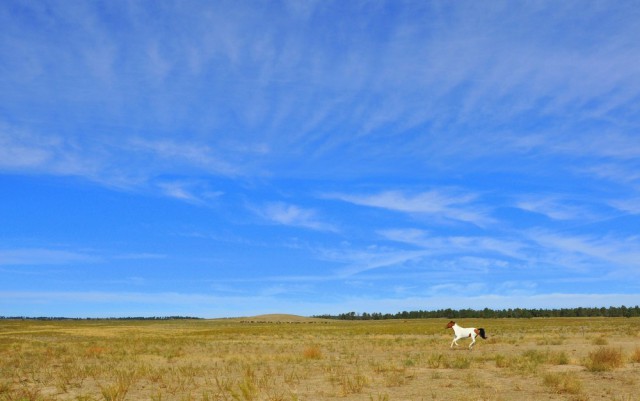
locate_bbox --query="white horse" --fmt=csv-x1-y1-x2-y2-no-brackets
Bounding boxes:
446,321,487,349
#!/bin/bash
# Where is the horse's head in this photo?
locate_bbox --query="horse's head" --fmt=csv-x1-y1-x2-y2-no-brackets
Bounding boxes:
446,321,455,329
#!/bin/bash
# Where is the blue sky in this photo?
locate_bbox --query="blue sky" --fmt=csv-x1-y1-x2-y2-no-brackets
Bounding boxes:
1,1,640,318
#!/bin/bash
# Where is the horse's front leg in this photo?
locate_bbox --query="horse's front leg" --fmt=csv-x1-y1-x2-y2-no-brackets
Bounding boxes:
468,335,476,349
450,337,458,348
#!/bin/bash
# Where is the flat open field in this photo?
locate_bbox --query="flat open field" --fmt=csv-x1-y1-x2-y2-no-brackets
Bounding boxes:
1,316,639,401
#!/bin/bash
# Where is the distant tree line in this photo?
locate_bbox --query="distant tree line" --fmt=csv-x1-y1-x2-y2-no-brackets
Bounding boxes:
0,316,202,320
314,306,640,320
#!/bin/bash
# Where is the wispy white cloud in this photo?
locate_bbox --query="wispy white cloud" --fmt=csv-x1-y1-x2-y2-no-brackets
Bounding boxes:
255,202,337,232
427,282,488,297
0,122,238,200
0,248,98,266
581,162,640,185
3,2,638,185
380,226,640,279
609,198,640,215
379,228,527,261
495,280,538,296
155,179,224,205
331,248,429,278
0,248,168,268
157,181,200,202
126,138,239,177
0,123,106,178
515,196,598,221
0,127,53,170
328,189,492,226
113,253,166,260
526,230,640,271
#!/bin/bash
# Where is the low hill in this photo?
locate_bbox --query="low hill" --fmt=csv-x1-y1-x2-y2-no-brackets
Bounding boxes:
246,314,319,322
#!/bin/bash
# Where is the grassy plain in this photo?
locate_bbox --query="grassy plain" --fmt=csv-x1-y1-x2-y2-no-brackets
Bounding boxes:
1,316,639,401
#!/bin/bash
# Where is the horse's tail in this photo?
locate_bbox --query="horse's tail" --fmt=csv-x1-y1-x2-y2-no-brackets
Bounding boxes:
478,328,487,339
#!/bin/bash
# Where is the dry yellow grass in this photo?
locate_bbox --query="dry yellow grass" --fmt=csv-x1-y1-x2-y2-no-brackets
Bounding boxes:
1,317,639,400
584,347,624,372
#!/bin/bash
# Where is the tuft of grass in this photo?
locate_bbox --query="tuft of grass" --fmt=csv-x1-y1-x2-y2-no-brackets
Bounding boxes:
494,354,508,368
522,349,547,364
543,372,583,395
592,336,608,346
549,350,570,365
403,358,416,367
5,386,42,401
451,355,472,369
339,373,368,395
233,378,258,401
427,353,448,369
584,347,624,372
0,382,11,395
494,349,549,374
630,347,640,363
100,382,130,401
536,337,564,346
518,350,545,373
302,345,322,360
86,346,108,358
99,368,136,401
382,368,408,388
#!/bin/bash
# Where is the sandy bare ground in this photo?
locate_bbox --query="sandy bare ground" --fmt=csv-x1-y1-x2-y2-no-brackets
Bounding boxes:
1,317,639,400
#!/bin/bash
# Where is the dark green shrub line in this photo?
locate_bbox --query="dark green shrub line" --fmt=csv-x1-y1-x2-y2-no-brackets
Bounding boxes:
314,305,640,320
